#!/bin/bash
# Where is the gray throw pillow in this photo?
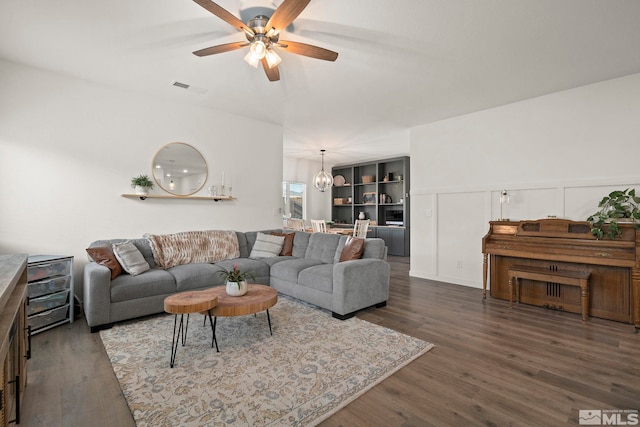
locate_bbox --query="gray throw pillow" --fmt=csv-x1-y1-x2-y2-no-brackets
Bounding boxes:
249,232,285,259
112,241,150,275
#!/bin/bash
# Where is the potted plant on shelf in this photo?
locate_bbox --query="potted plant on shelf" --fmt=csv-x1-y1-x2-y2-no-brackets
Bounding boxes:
131,174,154,195
587,188,640,239
218,263,255,296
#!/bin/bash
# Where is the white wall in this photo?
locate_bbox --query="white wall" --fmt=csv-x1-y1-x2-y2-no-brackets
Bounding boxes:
410,73,640,288
0,60,284,295
283,156,332,225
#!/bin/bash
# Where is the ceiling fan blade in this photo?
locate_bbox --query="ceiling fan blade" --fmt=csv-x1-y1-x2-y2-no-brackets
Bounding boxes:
193,41,248,57
265,0,311,36
261,58,280,82
277,40,338,61
193,0,254,36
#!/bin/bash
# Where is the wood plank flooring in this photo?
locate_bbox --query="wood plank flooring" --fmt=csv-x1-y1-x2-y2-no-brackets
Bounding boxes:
20,256,640,426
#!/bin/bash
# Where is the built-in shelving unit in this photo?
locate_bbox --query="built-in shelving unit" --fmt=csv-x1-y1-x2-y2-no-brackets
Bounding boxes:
122,194,236,202
331,156,410,256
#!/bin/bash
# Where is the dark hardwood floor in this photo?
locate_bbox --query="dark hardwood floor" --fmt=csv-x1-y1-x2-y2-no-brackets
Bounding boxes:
21,256,640,426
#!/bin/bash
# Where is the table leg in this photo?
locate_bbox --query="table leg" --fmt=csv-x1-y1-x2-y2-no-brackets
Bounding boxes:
208,310,219,352
170,314,185,368
213,316,220,351
182,313,190,346
266,309,273,336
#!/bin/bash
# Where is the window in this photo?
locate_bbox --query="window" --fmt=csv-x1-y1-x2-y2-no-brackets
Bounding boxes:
283,181,306,219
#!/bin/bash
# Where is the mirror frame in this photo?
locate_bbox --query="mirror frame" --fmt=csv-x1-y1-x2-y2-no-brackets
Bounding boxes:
152,142,208,196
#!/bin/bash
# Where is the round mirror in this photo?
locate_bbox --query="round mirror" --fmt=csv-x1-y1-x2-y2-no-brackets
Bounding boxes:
152,142,208,196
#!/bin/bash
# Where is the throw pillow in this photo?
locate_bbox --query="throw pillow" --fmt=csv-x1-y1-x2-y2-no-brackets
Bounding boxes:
250,232,285,259
86,246,123,280
339,237,365,262
112,241,150,276
271,232,295,256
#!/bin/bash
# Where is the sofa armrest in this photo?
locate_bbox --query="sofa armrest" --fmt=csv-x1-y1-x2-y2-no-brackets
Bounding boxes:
83,262,112,328
332,259,390,316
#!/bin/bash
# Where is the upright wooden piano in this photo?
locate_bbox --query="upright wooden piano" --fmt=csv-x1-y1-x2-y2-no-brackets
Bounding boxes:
482,219,640,332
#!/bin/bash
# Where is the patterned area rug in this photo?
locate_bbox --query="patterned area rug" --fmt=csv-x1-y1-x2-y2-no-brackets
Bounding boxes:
100,295,434,426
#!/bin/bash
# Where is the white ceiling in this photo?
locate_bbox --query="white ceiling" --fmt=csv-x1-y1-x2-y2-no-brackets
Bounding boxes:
2,0,640,165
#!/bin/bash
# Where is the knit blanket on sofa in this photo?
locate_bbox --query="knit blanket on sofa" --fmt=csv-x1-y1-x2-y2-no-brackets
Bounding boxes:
145,230,239,269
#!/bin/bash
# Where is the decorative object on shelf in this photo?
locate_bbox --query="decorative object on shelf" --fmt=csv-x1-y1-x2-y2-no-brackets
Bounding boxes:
131,174,154,195
587,188,640,239
313,149,333,192
333,175,346,187
498,190,510,221
219,263,255,297
359,212,365,220
153,142,208,196
208,185,217,197
363,192,376,204
362,175,374,183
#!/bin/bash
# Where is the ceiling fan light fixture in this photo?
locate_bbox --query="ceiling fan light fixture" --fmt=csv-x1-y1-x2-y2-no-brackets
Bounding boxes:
250,39,267,58
265,47,281,68
243,50,261,68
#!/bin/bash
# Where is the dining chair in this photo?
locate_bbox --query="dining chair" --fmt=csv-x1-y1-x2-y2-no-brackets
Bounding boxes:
353,219,370,239
285,218,305,231
311,219,327,233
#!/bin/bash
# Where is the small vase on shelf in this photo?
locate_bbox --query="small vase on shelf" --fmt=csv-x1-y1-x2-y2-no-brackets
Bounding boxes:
359,212,365,220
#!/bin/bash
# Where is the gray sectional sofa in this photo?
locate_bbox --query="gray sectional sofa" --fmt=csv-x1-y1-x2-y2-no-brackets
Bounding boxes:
83,230,390,332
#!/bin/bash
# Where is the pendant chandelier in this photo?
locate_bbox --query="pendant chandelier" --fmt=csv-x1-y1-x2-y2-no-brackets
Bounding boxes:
312,149,333,192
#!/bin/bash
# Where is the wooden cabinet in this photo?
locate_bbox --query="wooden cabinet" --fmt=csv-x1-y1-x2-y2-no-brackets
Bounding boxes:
27,255,74,334
1,254,29,426
376,227,407,257
331,156,410,256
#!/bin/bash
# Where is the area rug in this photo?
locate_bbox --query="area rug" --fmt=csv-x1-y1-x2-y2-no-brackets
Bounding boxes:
100,295,434,426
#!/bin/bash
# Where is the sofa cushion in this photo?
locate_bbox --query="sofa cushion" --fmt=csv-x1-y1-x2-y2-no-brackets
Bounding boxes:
110,268,177,302
362,238,386,259
90,238,156,268
112,241,150,276
298,264,334,293
291,231,311,258
86,246,123,280
270,258,324,283
305,233,341,264
339,237,365,262
271,232,295,256
250,232,285,259
168,263,227,291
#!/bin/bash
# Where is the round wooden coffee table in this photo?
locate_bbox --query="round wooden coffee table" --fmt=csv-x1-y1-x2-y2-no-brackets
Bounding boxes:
203,284,278,350
164,290,218,368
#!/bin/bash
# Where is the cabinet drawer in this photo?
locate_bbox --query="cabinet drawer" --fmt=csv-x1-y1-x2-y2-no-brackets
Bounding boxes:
28,275,71,298
28,289,70,316
28,260,71,282
29,304,70,331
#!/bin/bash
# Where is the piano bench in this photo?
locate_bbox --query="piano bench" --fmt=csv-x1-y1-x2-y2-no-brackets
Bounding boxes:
507,266,591,323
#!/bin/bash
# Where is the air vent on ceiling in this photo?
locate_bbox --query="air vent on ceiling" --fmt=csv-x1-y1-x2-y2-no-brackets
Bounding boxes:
171,81,208,95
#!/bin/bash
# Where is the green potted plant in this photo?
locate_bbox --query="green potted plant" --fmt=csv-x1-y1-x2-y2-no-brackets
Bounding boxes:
218,263,255,296
587,188,640,239
131,174,154,195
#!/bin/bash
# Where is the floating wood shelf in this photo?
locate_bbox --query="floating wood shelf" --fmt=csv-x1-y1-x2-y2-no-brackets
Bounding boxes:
122,194,236,202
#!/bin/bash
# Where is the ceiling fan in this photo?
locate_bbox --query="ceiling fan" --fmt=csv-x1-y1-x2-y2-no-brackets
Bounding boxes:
192,0,338,82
